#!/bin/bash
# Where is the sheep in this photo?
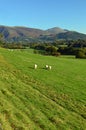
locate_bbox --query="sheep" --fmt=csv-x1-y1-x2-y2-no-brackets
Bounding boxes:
45,65,49,69
45,65,52,70
34,64,37,69
49,66,52,70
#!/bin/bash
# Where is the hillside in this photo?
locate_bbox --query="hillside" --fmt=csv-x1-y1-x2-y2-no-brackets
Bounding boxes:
45,27,67,34
0,26,44,43
0,25,86,42
56,31,86,40
0,48,86,130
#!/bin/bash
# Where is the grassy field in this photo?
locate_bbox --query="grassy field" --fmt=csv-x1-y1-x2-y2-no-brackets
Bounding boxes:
0,48,86,130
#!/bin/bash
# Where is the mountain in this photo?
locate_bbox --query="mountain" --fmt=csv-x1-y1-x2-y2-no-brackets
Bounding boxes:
0,25,44,42
56,31,86,40
45,27,67,34
0,25,86,42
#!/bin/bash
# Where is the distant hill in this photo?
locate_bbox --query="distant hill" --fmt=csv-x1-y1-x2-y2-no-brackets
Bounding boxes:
56,31,86,40
0,25,86,42
45,27,67,34
0,25,44,42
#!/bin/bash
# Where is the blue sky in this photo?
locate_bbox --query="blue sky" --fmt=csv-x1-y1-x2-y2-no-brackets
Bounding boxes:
0,0,86,34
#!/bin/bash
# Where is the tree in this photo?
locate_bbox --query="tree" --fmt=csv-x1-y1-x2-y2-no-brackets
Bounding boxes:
45,46,60,56
45,46,57,55
76,49,86,59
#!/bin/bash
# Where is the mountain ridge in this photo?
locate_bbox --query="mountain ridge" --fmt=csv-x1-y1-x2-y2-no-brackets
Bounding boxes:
0,25,86,42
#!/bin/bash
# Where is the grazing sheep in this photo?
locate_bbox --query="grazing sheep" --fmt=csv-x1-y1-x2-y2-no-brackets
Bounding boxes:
49,66,52,70
34,64,37,69
45,65,49,69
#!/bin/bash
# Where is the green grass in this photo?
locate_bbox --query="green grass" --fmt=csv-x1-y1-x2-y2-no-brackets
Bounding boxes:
0,48,86,130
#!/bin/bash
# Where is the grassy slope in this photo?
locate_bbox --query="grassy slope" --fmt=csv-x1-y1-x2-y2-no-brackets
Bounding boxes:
0,48,86,130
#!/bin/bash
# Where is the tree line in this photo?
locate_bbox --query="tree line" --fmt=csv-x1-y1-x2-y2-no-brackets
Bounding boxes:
0,34,86,59
31,40,86,59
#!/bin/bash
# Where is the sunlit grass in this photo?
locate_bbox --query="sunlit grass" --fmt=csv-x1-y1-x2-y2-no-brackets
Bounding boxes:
0,48,86,130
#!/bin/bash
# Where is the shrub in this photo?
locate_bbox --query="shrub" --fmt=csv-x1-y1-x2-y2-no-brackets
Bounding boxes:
76,50,86,59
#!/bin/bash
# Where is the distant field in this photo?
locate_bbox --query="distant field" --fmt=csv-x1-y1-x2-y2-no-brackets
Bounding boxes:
0,48,86,130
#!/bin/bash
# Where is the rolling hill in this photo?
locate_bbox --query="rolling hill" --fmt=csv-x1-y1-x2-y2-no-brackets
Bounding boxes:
0,25,86,43
0,48,86,130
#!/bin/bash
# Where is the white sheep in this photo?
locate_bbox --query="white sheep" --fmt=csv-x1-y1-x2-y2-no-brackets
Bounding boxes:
49,66,52,70
34,64,37,69
45,65,49,69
